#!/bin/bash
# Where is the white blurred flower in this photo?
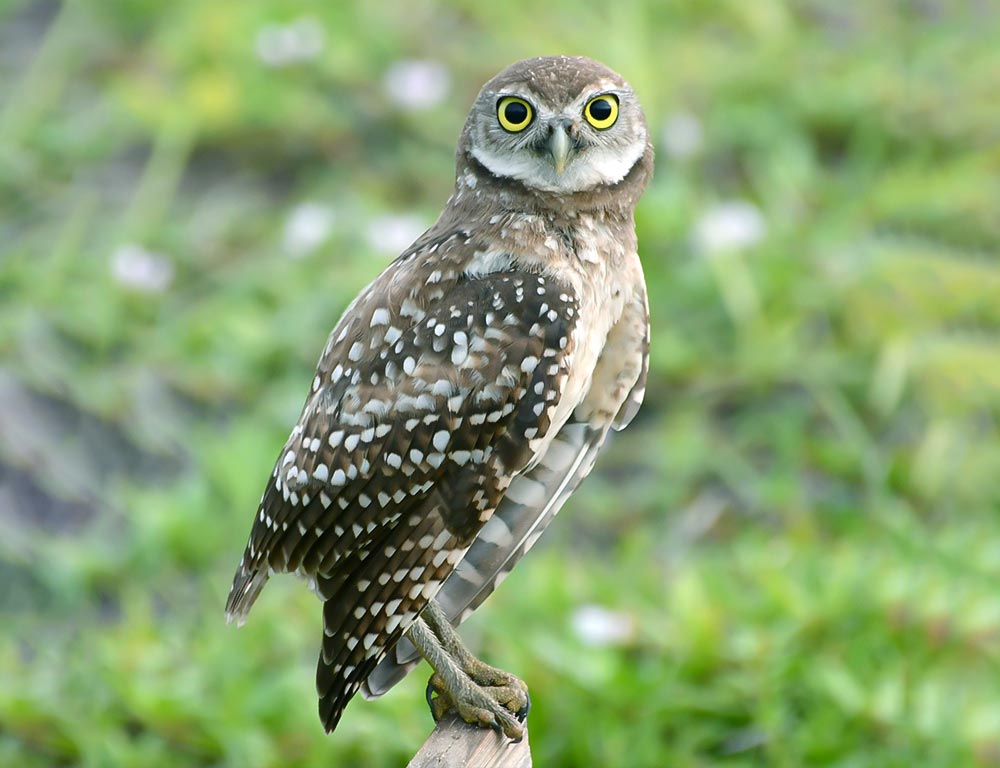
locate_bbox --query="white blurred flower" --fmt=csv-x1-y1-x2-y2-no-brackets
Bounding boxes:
283,202,336,257
693,200,766,254
365,214,428,255
111,244,174,294
660,111,704,160
383,59,450,110
571,604,636,648
255,17,324,68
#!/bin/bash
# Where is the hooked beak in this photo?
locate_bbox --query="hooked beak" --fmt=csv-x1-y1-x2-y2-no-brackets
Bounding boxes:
548,125,571,175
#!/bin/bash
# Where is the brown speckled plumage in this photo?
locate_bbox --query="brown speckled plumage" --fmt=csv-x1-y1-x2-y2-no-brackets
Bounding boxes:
226,55,652,735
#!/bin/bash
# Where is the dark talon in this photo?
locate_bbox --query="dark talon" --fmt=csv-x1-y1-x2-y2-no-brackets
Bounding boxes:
425,677,441,720
425,678,435,710
516,690,531,721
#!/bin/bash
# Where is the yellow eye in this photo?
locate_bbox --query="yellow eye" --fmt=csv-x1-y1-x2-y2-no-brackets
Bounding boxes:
497,97,533,132
584,94,619,129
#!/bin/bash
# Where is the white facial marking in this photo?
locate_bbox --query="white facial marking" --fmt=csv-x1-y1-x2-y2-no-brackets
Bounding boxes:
472,138,644,193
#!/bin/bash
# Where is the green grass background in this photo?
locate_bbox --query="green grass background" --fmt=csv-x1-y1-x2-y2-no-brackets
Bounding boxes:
2,1,999,766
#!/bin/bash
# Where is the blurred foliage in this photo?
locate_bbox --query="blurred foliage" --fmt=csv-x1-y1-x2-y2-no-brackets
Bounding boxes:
2,0,999,766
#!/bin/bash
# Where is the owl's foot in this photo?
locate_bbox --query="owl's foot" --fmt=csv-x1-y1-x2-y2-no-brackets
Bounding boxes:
406,600,529,741
425,667,529,740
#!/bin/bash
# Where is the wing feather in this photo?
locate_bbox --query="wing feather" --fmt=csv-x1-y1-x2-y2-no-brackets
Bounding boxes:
362,284,651,698
362,418,608,698
224,241,581,732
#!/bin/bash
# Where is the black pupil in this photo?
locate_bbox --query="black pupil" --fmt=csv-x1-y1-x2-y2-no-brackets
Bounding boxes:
590,98,613,121
504,101,528,125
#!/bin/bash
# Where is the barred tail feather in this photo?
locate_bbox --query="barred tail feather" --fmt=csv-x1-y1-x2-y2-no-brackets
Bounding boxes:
225,560,270,626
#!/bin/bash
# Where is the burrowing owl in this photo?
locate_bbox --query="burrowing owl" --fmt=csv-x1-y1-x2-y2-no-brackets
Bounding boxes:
226,55,653,741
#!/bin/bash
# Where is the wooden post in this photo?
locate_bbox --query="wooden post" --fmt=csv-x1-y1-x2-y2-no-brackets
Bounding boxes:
407,715,532,768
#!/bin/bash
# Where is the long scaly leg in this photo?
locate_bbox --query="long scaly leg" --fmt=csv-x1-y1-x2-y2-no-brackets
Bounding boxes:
405,600,529,741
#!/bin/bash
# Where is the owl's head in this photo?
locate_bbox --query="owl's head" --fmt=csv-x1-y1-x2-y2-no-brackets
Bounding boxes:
458,56,651,198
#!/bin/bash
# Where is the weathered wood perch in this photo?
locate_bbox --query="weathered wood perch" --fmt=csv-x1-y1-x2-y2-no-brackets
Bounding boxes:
407,715,532,768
